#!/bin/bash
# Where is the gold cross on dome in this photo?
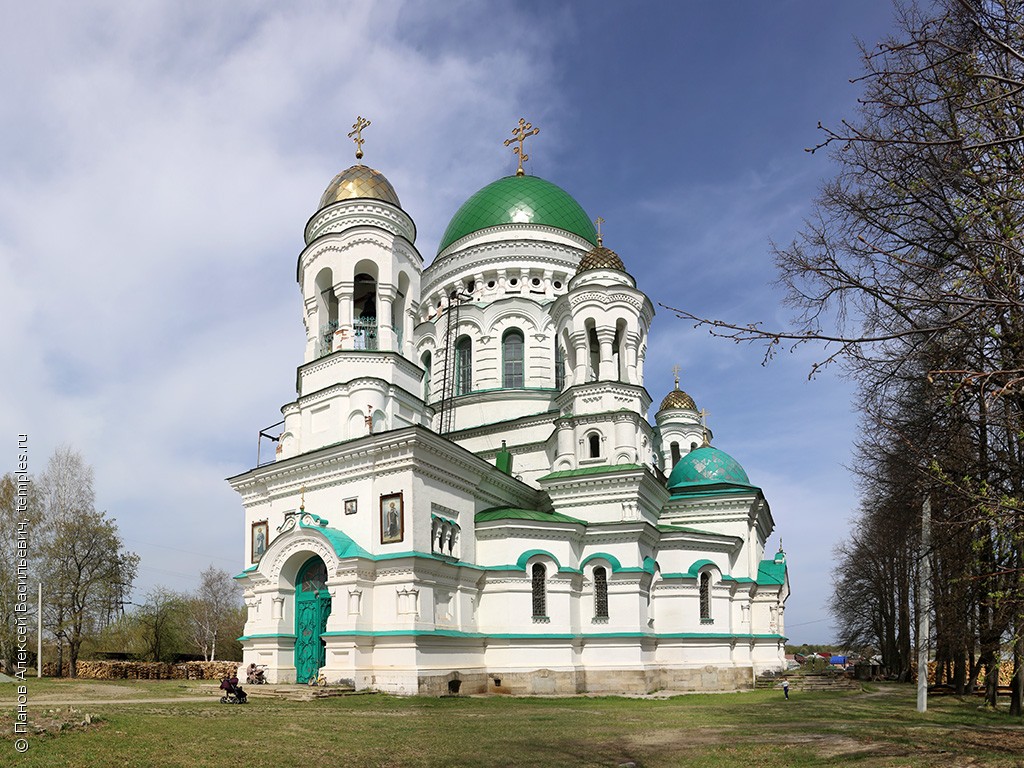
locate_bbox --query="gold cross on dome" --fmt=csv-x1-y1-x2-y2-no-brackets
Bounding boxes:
698,408,710,428
504,117,539,176
671,364,681,389
348,116,371,160
595,216,605,246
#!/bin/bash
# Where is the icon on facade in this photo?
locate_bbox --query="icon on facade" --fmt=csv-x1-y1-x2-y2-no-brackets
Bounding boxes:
380,492,404,544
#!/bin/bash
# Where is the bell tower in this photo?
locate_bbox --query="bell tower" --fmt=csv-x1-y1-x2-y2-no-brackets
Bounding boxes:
277,119,430,460
549,228,656,471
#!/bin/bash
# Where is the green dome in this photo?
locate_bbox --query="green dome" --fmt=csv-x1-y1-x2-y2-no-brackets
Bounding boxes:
667,445,752,491
437,175,597,254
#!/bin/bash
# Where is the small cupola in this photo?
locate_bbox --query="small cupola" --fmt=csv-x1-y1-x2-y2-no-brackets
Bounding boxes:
577,218,626,272
316,116,402,211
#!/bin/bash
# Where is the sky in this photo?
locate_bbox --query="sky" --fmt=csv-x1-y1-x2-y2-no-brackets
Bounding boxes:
0,0,903,645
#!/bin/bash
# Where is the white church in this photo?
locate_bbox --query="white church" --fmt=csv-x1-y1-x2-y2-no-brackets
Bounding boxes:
229,118,789,695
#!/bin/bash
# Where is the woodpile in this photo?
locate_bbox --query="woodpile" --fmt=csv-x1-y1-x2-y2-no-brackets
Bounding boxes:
42,661,239,680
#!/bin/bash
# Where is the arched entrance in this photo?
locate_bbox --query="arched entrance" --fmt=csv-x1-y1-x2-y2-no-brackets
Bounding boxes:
294,555,331,684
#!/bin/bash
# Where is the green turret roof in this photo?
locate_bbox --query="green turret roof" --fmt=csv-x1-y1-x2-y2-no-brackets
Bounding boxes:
437,175,597,254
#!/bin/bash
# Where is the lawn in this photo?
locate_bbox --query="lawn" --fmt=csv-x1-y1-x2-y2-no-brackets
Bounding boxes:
2,679,1023,767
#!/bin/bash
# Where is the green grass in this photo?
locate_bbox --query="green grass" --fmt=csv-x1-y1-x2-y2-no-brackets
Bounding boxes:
2,680,1023,767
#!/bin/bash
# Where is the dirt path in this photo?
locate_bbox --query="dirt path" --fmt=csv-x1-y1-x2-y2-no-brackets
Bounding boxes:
23,696,214,706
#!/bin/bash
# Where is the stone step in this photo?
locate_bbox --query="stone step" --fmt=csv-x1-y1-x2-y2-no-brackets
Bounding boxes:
754,675,859,691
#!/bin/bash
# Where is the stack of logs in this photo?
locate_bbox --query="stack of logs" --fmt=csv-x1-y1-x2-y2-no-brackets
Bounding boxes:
42,661,240,680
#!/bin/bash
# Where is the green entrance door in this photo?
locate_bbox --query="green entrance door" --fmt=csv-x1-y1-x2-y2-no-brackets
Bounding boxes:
294,556,331,684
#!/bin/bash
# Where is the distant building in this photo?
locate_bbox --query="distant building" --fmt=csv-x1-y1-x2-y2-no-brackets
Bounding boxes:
229,122,790,695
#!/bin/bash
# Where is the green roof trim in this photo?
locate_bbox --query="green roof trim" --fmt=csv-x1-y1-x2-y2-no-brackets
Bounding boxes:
685,559,719,578
669,485,762,499
538,463,646,481
757,558,787,586
475,507,587,526
310,629,786,641
437,174,598,254
233,564,258,580
237,633,297,642
299,518,372,561
516,548,581,573
580,552,623,571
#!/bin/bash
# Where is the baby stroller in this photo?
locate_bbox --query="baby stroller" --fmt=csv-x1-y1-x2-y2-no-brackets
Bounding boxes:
246,664,267,685
219,675,247,704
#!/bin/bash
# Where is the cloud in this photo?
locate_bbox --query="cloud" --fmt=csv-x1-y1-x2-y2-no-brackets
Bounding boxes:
0,0,560,597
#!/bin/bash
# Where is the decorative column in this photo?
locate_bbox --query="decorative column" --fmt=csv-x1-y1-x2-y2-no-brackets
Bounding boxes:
571,330,588,384
336,280,354,351
377,285,396,352
596,327,617,381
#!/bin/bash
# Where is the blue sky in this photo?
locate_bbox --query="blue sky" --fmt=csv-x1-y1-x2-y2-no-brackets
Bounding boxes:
0,1,901,644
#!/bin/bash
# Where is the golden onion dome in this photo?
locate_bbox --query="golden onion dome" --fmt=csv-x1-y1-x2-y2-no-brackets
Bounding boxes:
659,386,697,412
578,244,626,272
318,164,401,210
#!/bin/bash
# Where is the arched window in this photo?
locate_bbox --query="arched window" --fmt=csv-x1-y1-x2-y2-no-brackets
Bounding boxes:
594,566,609,619
588,433,601,458
353,272,378,350
699,572,712,622
670,442,681,467
503,330,524,388
587,325,600,381
315,268,337,358
455,336,472,396
554,341,565,390
531,563,547,618
421,351,432,401
613,319,626,381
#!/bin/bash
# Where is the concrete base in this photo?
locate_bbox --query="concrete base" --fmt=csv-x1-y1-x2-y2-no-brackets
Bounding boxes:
377,665,758,696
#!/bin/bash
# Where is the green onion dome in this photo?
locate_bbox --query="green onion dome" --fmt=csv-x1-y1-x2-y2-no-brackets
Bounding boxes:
667,445,752,491
437,175,597,254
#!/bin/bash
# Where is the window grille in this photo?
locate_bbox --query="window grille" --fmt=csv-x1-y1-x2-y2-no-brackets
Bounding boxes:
455,337,472,395
699,572,712,622
554,342,565,390
594,566,609,619
531,563,547,618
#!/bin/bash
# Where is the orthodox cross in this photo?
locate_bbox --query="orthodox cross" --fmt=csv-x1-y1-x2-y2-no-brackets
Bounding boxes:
504,117,539,176
348,116,371,160
671,363,681,389
698,408,711,446
594,216,606,246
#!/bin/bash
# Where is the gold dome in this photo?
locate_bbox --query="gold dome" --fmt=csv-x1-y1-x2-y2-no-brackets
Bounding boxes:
659,386,697,412
318,164,401,210
578,244,625,272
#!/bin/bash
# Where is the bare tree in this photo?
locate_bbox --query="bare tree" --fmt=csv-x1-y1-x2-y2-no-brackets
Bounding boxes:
184,566,242,661
0,473,41,676
668,0,1024,713
135,588,185,663
38,447,138,677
